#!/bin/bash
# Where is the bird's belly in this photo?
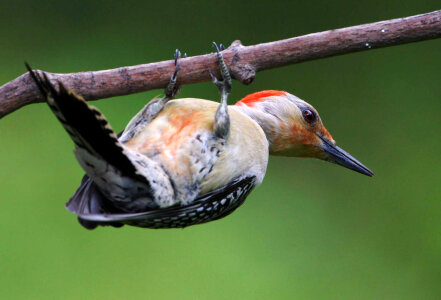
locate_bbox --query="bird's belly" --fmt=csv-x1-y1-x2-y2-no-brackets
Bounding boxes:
123,100,269,205
126,125,223,204
199,130,269,194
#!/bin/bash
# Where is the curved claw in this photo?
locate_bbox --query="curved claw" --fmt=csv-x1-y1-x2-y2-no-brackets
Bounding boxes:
172,60,181,81
208,69,215,81
212,41,220,52
174,49,181,65
171,49,182,81
212,42,225,52
208,69,221,88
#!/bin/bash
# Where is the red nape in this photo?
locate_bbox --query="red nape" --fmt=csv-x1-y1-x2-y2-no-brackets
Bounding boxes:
235,90,286,106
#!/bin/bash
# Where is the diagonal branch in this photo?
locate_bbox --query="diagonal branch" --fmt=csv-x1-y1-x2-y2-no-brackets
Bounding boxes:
1,10,440,119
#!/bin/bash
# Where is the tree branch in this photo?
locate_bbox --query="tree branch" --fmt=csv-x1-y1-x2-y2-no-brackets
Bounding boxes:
1,10,440,118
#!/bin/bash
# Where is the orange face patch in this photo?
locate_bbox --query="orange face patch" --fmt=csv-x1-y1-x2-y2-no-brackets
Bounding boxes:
270,122,317,153
235,90,286,107
320,126,333,141
290,123,317,145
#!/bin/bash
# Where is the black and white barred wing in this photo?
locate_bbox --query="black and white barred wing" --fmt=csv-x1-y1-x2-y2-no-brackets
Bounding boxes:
77,176,256,229
26,65,147,181
26,65,162,210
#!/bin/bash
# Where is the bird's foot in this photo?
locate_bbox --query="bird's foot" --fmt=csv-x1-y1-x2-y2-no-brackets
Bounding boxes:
210,42,231,139
209,42,231,101
164,49,187,100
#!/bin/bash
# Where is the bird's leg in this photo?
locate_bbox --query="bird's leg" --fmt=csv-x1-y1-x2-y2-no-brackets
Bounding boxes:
120,49,186,142
147,49,186,113
210,42,231,139
163,49,186,101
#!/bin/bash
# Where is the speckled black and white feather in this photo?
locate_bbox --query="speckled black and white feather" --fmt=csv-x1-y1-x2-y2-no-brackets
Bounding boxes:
70,175,256,229
26,65,174,212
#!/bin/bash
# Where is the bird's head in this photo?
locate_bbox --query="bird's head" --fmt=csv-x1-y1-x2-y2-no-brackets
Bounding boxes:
235,90,373,176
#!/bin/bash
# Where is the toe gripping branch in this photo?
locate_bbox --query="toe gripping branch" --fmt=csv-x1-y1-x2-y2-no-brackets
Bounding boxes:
210,42,231,139
164,49,187,100
209,42,232,103
119,49,187,142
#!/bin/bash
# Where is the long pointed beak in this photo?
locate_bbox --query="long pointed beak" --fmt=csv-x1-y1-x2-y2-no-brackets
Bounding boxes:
318,135,374,177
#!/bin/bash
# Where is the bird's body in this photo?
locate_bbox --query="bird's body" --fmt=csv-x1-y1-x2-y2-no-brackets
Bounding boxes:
64,96,268,229
26,45,372,229
121,98,268,200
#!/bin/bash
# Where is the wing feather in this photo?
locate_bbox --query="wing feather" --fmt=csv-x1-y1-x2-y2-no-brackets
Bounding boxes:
26,64,146,181
71,176,256,229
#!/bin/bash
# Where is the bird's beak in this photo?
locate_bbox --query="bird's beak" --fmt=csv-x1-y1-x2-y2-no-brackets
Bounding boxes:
318,135,374,177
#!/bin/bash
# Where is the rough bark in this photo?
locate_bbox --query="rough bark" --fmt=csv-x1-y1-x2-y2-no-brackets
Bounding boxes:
1,10,440,118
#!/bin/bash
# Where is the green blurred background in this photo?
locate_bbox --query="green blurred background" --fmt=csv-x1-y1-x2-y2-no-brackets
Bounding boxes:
0,1,440,299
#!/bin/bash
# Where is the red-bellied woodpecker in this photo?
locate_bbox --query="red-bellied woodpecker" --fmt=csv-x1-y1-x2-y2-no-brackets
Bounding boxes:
26,43,373,229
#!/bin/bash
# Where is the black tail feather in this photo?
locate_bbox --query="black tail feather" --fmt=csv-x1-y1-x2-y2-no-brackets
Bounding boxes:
66,175,125,229
26,65,146,181
25,63,49,97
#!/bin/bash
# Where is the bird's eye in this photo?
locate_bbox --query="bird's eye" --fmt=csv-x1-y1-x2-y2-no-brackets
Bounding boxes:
302,109,316,124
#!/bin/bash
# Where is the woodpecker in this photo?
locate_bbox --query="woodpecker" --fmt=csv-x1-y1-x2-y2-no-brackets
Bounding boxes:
27,43,373,229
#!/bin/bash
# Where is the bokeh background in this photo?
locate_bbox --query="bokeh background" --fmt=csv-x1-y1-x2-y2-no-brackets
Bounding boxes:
0,1,440,299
